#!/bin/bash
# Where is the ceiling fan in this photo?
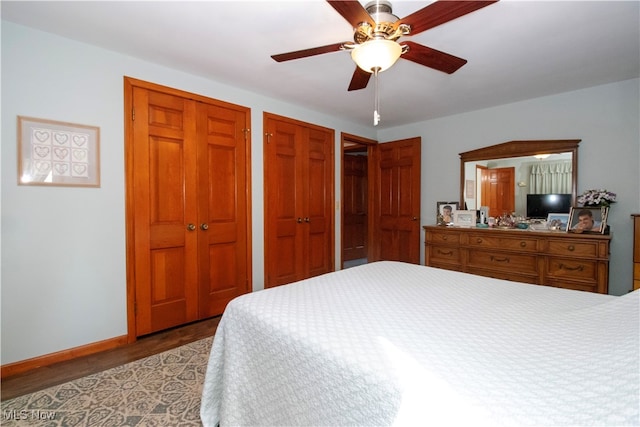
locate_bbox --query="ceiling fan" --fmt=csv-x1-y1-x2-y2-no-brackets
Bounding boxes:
271,0,499,92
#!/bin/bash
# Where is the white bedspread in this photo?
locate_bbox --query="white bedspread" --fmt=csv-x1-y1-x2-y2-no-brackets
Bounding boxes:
200,261,639,426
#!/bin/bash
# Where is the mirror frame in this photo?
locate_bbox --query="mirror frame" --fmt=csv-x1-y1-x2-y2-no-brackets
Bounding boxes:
459,139,580,208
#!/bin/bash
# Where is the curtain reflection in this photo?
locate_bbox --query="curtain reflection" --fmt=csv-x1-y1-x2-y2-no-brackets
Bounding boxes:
529,161,572,193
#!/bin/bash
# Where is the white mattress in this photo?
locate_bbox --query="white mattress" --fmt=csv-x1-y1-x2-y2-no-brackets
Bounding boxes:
200,261,639,426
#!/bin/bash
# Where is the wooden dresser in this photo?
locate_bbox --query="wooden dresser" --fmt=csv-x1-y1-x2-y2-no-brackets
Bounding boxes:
633,214,640,290
424,225,611,294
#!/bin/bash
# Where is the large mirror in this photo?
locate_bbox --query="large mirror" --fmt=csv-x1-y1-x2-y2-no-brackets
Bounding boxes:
459,140,579,218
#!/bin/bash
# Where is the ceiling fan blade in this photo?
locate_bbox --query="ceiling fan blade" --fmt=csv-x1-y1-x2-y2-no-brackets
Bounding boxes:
348,67,371,91
271,42,346,62
396,1,498,36
401,41,468,74
327,0,374,28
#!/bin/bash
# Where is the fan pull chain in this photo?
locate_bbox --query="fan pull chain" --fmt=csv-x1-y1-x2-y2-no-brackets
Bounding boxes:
373,67,381,126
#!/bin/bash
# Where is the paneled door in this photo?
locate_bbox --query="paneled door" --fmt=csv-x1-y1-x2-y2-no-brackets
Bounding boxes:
196,102,251,319
126,78,251,337
343,154,368,261
264,113,334,288
481,167,515,217
376,137,421,264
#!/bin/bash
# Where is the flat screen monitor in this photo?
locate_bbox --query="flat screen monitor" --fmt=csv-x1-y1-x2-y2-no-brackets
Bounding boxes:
526,194,572,218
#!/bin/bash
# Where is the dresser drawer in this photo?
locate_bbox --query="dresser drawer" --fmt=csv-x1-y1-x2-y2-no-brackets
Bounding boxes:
466,267,538,284
427,244,461,264
466,234,539,253
547,239,599,258
546,257,597,282
426,230,460,245
546,279,598,293
467,249,538,274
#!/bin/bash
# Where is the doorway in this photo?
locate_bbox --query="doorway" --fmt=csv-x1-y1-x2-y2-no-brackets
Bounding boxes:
341,133,376,269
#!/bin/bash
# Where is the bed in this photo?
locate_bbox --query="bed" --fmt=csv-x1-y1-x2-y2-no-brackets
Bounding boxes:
200,261,639,426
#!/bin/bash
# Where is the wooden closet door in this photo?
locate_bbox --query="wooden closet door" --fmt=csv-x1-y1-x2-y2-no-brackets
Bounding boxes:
264,114,334,288
196,103,250,318
305,127,334,278
264,118,306,287
131,87,199,335
127,78,251,337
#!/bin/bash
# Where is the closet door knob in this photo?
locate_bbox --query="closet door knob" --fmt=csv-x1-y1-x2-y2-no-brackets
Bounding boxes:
187,223,196,231
297,217,303,223
304,217,310,223
201,223,209,231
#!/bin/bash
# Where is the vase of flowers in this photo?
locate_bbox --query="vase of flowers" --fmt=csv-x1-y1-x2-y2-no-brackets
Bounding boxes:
577,189,617,207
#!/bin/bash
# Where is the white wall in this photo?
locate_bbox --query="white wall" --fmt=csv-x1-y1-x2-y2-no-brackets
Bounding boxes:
2,21,638,366
0,22,373,365
378,78,640,297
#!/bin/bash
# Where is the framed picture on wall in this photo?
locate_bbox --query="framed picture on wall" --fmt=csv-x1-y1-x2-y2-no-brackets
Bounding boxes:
17,116,100,187
568,207,608,234
436,201,459,224
465,180,475,198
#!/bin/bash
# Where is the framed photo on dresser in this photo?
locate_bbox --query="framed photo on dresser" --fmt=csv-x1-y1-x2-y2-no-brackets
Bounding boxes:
568,207,608,234
436,201,458,224
453,210,477,227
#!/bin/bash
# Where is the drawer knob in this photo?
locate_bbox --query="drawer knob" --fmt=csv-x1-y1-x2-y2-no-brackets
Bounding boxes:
568,245,575,251
520,241,526,247
442,236,448,241
490,255,510,263
476,238,483,243
437,250,453,256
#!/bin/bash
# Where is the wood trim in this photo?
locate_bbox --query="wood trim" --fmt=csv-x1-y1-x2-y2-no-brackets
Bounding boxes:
124,77,136,343
459,139,581,161
1,335,128,379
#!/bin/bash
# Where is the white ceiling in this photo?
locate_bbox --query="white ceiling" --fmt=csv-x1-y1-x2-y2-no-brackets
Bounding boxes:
2,1,639,129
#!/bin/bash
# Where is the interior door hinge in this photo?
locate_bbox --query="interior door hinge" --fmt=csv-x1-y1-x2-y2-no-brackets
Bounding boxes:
132,107,135,121
265,132,273,143
242,128,250,140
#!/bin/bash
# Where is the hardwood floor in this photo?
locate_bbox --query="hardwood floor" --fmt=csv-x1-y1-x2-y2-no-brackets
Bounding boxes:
1,316,221,401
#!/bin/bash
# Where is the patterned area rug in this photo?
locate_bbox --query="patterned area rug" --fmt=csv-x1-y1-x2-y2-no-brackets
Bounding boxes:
1,337,213,426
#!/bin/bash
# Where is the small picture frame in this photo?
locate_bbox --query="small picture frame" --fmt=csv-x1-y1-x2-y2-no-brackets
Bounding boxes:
436,201,459,224
546,213,570,231
453,210,477,227
568,207,608,234
18,116,100,187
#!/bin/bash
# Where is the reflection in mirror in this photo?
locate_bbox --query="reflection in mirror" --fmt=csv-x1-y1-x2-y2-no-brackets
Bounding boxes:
459,140,579,218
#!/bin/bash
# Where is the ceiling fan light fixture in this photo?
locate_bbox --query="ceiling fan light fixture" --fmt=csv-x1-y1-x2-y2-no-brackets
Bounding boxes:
351,39,402,73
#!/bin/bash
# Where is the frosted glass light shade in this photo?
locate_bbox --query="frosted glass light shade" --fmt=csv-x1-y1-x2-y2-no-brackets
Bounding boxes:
351,39,402,73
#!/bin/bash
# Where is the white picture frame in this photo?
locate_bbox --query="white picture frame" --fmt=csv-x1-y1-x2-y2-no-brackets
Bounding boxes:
453,210,477,227
18,116,100,187
546,213,570,231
